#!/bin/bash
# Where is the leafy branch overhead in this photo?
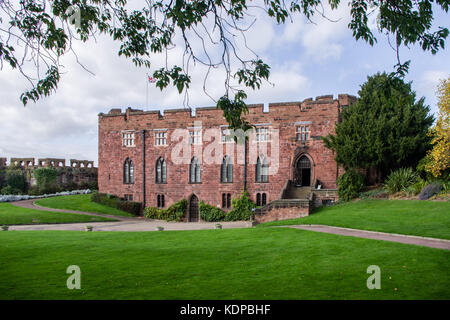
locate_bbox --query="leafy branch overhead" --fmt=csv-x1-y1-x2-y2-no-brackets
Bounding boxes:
0,0,449,130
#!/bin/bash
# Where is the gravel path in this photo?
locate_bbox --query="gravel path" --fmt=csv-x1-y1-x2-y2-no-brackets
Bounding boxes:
9,199,249,231
8,200,450,249
288,224,450,250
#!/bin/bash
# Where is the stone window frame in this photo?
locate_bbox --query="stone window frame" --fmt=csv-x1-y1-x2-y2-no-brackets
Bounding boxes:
256,192,267,206
124,194,133,201
189,129,202,145
157,194,165,208
220,155,233,183
122,130,135,147
189,156,201,183
155,157,167,184
255,126,270,143
154,129,168,146
296,125,310,141
220,127,234,144
123,158,134,184
255,155,269,183
222,193,231,208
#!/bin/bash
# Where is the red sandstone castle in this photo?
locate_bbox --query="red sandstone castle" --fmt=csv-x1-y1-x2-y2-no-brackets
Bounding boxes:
98,94,356,222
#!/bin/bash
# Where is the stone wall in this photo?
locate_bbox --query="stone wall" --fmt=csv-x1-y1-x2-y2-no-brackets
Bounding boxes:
254,199,311,223
98,93,355,215
0,157,97,190
311,189,339,207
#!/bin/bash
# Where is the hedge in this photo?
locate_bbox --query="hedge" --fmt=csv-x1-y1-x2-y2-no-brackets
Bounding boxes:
91,192,142,216
143,199,187,222
199,201,226,222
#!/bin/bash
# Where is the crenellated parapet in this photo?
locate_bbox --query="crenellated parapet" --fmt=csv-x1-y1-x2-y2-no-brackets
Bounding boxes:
70,159,94,168
10,158,35,167
37,158,66,167
0,157,96,169
99,93,358,120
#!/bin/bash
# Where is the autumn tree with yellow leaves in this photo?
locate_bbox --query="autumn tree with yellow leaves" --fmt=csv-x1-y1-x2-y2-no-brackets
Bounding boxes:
425,77,450,178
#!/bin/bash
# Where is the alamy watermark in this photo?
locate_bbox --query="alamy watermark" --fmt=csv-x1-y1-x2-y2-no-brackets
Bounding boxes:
66,265,81,290
366,265,381,290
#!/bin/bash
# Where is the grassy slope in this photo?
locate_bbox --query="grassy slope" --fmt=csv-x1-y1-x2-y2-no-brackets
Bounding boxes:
0,228,449,300
35,194,133,217
0,203,115,225
258,200,450,240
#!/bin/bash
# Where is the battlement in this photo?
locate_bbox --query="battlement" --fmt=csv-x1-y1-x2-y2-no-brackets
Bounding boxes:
0,157,96,169
99,93,357,120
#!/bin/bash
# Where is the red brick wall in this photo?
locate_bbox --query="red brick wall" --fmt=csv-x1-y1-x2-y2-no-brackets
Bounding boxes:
98,94,354,209
254,206,309,224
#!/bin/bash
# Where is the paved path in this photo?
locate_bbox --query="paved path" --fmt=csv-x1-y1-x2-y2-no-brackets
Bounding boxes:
9,199,249,231
287,225,450,250
8,200,450,249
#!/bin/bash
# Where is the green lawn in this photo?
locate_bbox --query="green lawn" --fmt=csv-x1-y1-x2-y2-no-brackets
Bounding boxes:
0,228,448,300
35,194,134,217
258,200,450,240
0,203,115,225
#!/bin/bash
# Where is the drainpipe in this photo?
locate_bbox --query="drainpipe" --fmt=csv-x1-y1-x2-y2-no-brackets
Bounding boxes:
243,137,248,192
141,130,146,209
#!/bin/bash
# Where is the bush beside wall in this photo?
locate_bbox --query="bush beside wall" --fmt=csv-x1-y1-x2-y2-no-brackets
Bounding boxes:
143,199,187,221
91,192,142,216
199,201,226,222
225,192,255,221
337,169,365,201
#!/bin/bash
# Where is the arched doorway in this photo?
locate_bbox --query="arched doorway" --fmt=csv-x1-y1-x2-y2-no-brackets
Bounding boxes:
294,155,311,186
189,194,199,222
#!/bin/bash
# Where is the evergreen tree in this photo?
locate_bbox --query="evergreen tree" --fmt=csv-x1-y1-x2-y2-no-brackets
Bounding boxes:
323,72,434,180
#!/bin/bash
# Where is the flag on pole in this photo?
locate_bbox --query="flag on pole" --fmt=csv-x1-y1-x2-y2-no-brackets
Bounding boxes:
148,75,156,83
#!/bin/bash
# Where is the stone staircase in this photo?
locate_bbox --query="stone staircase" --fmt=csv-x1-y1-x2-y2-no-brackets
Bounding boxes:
253,180,313,223
283,185,312,200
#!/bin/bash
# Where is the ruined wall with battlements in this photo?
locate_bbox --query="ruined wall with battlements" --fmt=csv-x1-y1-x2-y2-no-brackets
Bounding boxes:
0,157,97,190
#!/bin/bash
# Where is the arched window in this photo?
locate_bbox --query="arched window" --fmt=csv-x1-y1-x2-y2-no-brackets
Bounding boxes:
123,158,134,184
256,193,261,206
156,157,166,183
262,193,267,206
222,193,226,208
157,194,165,208
190,157,201,183
256,155,268,182
221,156,233,183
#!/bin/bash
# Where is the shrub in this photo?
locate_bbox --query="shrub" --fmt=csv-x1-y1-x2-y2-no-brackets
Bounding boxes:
116,200,142,216
91,192,142,216
337,169,365,201
407,178,429,196
225,191,255,221
6,169,27,193
359,188,388,199
34,168,57,193
384,168,418,194
62,181,80,191
1,185,23,195
79,181,98,190
143,199,187,222
418,182,443,200
199,201,226,222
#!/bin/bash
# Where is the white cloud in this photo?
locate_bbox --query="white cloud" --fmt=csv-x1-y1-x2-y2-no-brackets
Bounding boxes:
278,4,351,62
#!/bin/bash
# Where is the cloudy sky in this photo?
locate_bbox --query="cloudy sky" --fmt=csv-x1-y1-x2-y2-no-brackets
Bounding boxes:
0,2,449,166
